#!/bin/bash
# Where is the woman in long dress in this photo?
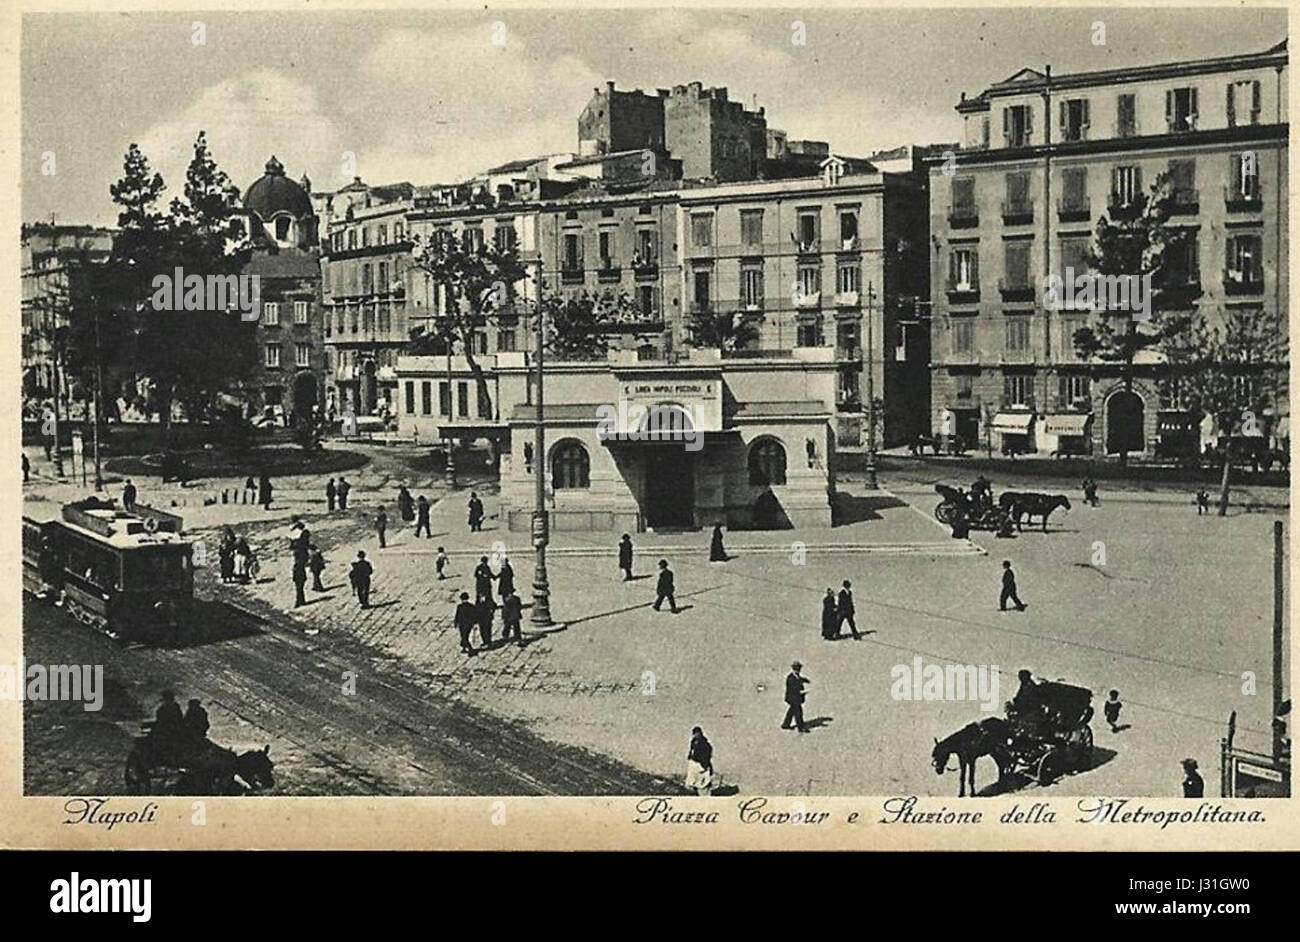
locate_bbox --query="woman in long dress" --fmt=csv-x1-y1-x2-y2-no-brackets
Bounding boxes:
821,588,839,640
709,523,727,562
684,727,714,796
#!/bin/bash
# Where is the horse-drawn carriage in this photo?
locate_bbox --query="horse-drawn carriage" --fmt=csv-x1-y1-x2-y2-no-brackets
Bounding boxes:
124,731,274,795
932,679,1095,796
933,482,1005,530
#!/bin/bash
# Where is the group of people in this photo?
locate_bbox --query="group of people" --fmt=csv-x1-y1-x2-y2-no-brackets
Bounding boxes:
819,581,860,640
218,526,260,584
285,518,332,607
242,474,275,509
453,554,523,654
149,689,211,760
324,477,352,512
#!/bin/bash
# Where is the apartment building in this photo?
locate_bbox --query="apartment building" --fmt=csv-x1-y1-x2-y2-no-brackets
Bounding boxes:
929,41,1288,457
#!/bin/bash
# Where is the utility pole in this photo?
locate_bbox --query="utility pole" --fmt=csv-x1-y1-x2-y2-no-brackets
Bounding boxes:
92,299,104,490
864,281,878,489
530,264,553,627
444,329,456,486
1273,520,1286,761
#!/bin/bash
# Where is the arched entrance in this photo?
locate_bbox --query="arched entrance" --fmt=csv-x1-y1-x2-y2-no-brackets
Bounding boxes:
292,370,318,425
640,403,696,529
1106,389,1145,455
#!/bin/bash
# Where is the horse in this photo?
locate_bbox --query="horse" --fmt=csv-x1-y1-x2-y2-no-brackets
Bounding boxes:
125,737,274,795
932,717,1011,797
998,492,1071,532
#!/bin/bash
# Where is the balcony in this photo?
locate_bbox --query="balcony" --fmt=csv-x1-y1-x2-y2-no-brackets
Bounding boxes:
837,346,862,362
1160,274,1204,307
1106,196,1142,221
837,235,860,253
834,290,860,308
948,206,979,229
946,281,980,305
1001,350,1036,366
631,253,659,278
1001,200,1034,226
597,261,622,283
740,299,764,314
1001,396,1037,412
1223,270,1265,296
794,290,822,310
1168,188,1200,216
560,265,584,285
1057,198,1091,224
794,238,821,256
1225,185,1263,213
1113,121,1139,139
998,279,1036,304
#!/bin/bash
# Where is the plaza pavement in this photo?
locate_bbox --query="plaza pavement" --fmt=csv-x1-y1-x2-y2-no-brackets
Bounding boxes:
175,468,1285,798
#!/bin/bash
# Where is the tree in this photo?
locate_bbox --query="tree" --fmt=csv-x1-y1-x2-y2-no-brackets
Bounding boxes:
1162,305,1287,515
687,308,760,352
409,230,527,420
536,290,647,361
1070,171,1195,464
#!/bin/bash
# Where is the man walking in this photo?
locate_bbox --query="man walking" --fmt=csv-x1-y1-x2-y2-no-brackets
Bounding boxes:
474,555,496,605
467,492,484,532
501,589,523,647
22,452,30,483
435,546,449,580
349,550,373,609
308,545,326,592
337,477,351,511
325,477,336,511
454,592,477,656
477,595,495,650
1196,488,1210,515
375,507,388,549
618,533,634,581
497,557,516,598
1181,758,1204,797
653,559,678,613
999,560,1026,612
837,579,861,640
685,727,715,796
415,495,432,538
782,662,810,733
292,557,308,608
123,479,138,513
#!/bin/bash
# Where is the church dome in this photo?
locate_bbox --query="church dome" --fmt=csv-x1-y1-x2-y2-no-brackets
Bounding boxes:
244,156,312,220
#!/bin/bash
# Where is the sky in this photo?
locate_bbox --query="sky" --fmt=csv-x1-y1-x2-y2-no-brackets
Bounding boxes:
21,7,1287,226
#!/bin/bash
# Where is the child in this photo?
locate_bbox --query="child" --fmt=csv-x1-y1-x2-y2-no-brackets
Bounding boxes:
308,545,326,592
1104,689,1123,732
435,546,448,580
1196,488,1210,515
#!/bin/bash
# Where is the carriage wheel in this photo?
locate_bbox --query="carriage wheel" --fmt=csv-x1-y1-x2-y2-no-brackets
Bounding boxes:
1036,749,1060,786
1080,725,1094,762
934,502,954,524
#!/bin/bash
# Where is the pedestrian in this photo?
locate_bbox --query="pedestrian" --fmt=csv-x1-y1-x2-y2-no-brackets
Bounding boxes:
292,557,308,608
653,559,678,613
123,479,138,512
1082,476,1099,507
684,726,715,796
782,662,810,733
397,486,415,523
709,522,728,562
22,452,29,483
153,690,185,754
837,579,861,640
258,473,273,510
218,527,236,583
183,698,209,743
820,589,838,640
467,492,484,532
618,533,634,581
415,494,431,538
454,592,477,655
234,536,253,583
497,557,516,597
308,544,326,591
1181,758,1204,797
474,555,496,604
436,546,449,580
375,507,388,548
994,510,1015,539
289,517,311,563
349,550,373,609
337,477,351,511
501,589,524,646
325,477,336,511
999,560,1026,612
1196,488,1210,515
1104,689,1123,733
477,595,495,650
243,475,257,504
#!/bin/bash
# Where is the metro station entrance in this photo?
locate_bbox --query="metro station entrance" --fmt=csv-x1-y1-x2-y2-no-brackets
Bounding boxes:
644,448,695,529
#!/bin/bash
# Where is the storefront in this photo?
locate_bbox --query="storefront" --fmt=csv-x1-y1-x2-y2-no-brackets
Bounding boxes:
989,410,1035,456
1041,412,1093,457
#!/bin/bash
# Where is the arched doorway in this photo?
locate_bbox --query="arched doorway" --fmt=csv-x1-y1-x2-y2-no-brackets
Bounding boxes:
1106,390,1145,455
292,370,318,426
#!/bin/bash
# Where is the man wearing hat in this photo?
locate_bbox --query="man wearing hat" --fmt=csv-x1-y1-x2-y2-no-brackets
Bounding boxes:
782,662,810,733
1181,758,1204,797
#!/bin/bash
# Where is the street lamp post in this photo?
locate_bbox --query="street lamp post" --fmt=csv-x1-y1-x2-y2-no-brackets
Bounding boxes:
865,281,879,489
444,336,456,486
530,284,553,627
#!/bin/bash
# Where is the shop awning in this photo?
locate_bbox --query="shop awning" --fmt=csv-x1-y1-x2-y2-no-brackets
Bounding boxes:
1042,413,1092,436
990,412,1035,434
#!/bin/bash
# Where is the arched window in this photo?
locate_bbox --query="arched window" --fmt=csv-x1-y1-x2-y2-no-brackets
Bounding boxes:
748,438,788,486
552,440,590,489
275,216,292,242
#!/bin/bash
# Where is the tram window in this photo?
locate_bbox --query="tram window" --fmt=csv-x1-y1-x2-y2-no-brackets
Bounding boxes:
123,552,190,586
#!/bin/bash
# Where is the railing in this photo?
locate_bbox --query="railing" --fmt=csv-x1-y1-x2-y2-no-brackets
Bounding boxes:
1001,200,1034,225
834,291,860,308
1106,196,1142,220
1225,184,1263,212
794,290,822,310
1113,121,1139,139
998,279,1036,303
946,282,980,304
597,262,622,282
1223,269,1265,295
948,206,979,229
1057,198,1091,223
560,266,585,284
1169,188,1200,215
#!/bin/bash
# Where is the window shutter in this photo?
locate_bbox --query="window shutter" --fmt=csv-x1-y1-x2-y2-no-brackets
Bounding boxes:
1165,89,1174,130
1025,106,1033,140
1252,80,1261,117
1189,87,1198,122
1226,84,1236,126
970,251,980,286
1251,237,1264,281
1134,167,1143,198
1003,107,1010,144
1225,236,1234,276
1082,99,1090,128
1059,100,1067,135
1231,153,1243,193
948,250,957,285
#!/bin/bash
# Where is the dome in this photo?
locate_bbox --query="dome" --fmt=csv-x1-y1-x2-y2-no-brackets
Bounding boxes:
244,156,312,220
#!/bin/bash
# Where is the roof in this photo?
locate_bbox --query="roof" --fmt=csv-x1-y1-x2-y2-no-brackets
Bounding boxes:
510,403,606,423
487,156,547,174
245,156,313,219
727,400,829,419
245,248,321,278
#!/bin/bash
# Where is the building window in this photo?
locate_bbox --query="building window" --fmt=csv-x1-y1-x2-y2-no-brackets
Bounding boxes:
1005,317,1031,353
1061,167,1088,213
1059,98,1090,142
797,265,821,301
637,284,659,317
1111,166,1142,207
293,300,309,324
377,224,388,245
421,381,432,415
949,248,979,290
1059,374,1091,407
740,209,764,246
598,231,616,267
1227,80,1262,128
1059,238,1090,278
361,264,373,295
347,229,357,250
1005,171,1031,215
494,224,516,251
691,213,713,247
457,382,470,417
950,177,976,223
951,318,974,355
378,262,389,292
747,438,788,486
262,302,279,326
275,217,291,242
404,381,415,415
692,270,711,311
264,344,281,368
463,228,484,253
955,373,974,400
563,233,583,270
1231,152,1261,199
796,321,821,347
1003,104,1033,147
796,210,820,250
1225,233,1263,285
439,381,451,416
1059,316,1085,360
497,328,516,352
1116,93,1137,137
361,227,371,248
552,440,590,489
295,343,311,368
1004,242,1031,289
836,263,859,295
377,305,391,334
394,221,405,241
838,209,859,248
1004,373,1033,406
740,265,764,309
1166,86,1199,133
636,229,658,262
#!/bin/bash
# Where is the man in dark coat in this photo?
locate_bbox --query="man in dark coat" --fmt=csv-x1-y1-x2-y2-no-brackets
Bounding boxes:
1182,758,1204,797
184,699,210,743
474,555,496,604
837,580,861,640
397,486,415,523
497,558,515,598
22,452,29,483
477,596,495,649
292,557,308,607
375,507,388,548
467,492,484,532
618,534,634,581
258,474,273,510
999,560,1026,611
337,477,351,510
308,545,326,592
653,559,678,613
454,592,477,655
153,690,185,756
122,479,138,512
821,589,838,639
415,495,432,538
782,663,810,733
349,551,373,608
500,589,524,646
325,477,336,511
